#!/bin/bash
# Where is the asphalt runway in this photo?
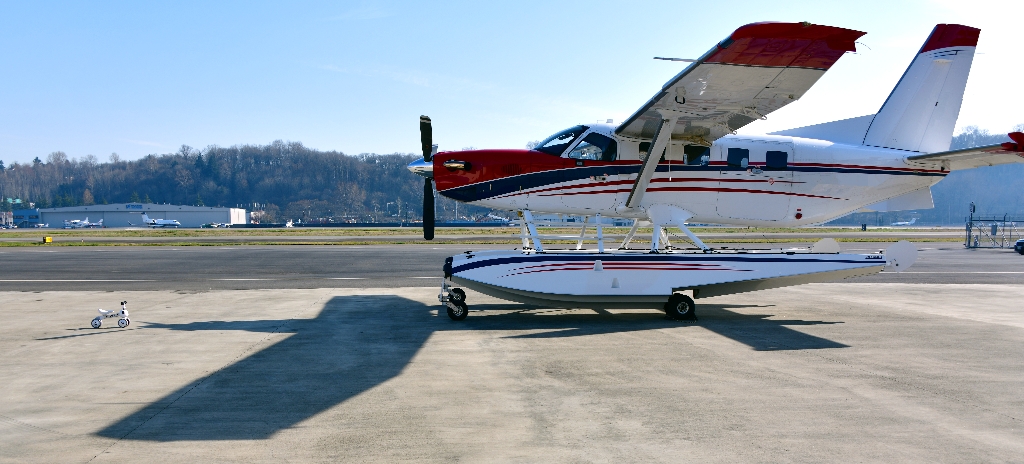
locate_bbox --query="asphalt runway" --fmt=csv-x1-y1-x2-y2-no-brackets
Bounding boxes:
0,242,1021,292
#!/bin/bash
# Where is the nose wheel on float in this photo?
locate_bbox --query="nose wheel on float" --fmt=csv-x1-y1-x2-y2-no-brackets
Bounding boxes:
439,278,469,321
91,301,130,329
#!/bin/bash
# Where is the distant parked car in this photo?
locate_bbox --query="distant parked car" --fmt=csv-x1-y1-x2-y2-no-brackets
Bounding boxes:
1015,239,1024,255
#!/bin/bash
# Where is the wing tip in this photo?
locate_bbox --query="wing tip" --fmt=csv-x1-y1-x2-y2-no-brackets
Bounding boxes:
727,21,866,50
1000,132,1024,152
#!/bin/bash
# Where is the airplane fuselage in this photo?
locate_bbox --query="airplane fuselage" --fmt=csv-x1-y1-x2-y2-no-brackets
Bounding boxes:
431,130,945,226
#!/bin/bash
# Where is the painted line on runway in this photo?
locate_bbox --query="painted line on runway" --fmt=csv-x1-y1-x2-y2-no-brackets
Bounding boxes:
0,279,157,282
328,277,366,280
212,278,277,281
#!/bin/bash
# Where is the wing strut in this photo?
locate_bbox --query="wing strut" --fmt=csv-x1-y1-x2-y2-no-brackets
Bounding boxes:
625,112,679,208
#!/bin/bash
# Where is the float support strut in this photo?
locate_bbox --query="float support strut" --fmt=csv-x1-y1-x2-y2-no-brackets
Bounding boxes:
619,219,640,249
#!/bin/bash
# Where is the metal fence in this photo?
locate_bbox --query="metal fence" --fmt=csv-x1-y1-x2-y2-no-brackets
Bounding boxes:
965,213,1022,248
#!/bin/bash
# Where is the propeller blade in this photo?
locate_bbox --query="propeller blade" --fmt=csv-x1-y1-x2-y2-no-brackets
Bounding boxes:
423,178,435,240
420,115,433,161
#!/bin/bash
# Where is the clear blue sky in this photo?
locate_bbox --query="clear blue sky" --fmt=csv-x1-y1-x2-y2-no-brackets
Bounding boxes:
1,0,1020,164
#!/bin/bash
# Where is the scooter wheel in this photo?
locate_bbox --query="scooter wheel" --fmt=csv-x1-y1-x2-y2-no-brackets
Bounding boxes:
118,318,128,328
91,318,102,329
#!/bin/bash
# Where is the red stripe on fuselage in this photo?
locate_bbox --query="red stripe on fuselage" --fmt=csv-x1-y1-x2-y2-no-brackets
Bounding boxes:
489,176,805,200
537,186,844,200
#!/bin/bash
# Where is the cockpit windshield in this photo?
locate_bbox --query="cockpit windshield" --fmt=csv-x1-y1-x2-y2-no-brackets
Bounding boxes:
533,125,588,156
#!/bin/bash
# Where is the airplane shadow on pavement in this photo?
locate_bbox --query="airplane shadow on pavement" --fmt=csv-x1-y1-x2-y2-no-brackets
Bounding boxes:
96,295,846,441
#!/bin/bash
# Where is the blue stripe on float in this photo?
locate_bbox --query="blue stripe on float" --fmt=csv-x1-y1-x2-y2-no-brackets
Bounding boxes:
451,253,876,274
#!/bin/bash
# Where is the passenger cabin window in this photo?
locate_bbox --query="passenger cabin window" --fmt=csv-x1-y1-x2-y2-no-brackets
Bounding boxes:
534,125,588,156
683,145,710,166
727,148,749,168
567,133,618,161
637,141,665,161
765,150,788,170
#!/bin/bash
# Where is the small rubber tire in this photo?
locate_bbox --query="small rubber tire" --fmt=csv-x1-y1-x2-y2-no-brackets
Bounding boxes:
118,318,128,328
449,288,466,303
664,294,697,321
447,301,469,321
91,318,102,329
125,318,130,327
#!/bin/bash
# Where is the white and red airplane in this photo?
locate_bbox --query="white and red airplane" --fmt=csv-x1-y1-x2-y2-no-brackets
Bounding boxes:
63,217,103,229
409,22,1024,320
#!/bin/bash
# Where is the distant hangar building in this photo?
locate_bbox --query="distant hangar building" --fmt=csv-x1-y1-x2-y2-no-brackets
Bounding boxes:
24,204,247,228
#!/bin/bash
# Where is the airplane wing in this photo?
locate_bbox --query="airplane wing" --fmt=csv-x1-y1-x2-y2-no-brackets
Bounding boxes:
616,22,865,145
905,133,1024,170
620,21,865,208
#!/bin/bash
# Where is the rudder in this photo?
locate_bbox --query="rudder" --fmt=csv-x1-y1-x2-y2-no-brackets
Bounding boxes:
863,24,980,153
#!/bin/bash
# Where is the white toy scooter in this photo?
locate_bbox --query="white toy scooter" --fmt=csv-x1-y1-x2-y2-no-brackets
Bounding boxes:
91,301,130,328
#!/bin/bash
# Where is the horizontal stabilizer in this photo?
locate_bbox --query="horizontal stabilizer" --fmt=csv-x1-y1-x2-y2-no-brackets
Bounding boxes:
905,132,1024,170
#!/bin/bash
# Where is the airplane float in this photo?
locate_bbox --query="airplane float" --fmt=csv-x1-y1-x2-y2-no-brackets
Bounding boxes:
408,22,1024,321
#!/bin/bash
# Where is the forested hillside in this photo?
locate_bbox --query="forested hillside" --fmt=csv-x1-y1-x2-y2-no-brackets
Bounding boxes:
1,126,1020,224
0,141,487,223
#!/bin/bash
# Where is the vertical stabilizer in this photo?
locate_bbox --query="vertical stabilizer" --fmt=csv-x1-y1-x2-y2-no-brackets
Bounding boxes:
863,24,980,153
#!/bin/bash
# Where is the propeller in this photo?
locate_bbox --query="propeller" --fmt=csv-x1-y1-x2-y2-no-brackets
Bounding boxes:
420,115,435,240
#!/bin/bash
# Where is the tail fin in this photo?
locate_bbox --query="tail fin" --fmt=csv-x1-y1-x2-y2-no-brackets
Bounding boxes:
863,24,980,153
142,214,151,222
909,218,917,225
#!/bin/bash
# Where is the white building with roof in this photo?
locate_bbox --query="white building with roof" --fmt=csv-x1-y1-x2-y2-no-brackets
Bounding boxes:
35,204,247,228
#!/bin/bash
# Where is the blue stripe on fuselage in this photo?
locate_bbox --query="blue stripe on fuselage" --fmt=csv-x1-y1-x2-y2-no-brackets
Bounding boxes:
439,164,944,203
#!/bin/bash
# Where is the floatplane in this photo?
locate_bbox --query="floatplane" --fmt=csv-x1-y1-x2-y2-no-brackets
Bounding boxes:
408,22,1024,320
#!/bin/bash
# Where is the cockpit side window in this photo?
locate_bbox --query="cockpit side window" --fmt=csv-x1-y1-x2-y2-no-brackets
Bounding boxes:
567,133,618,161
534,125,588,156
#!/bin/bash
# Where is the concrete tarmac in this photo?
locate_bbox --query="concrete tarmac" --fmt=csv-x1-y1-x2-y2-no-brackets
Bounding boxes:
1,245,1023,462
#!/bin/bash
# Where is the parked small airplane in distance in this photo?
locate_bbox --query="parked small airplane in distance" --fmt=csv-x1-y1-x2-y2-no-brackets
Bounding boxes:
891,218,918,226
409,22,1024,320
128,213,181,228
63,217,103,229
